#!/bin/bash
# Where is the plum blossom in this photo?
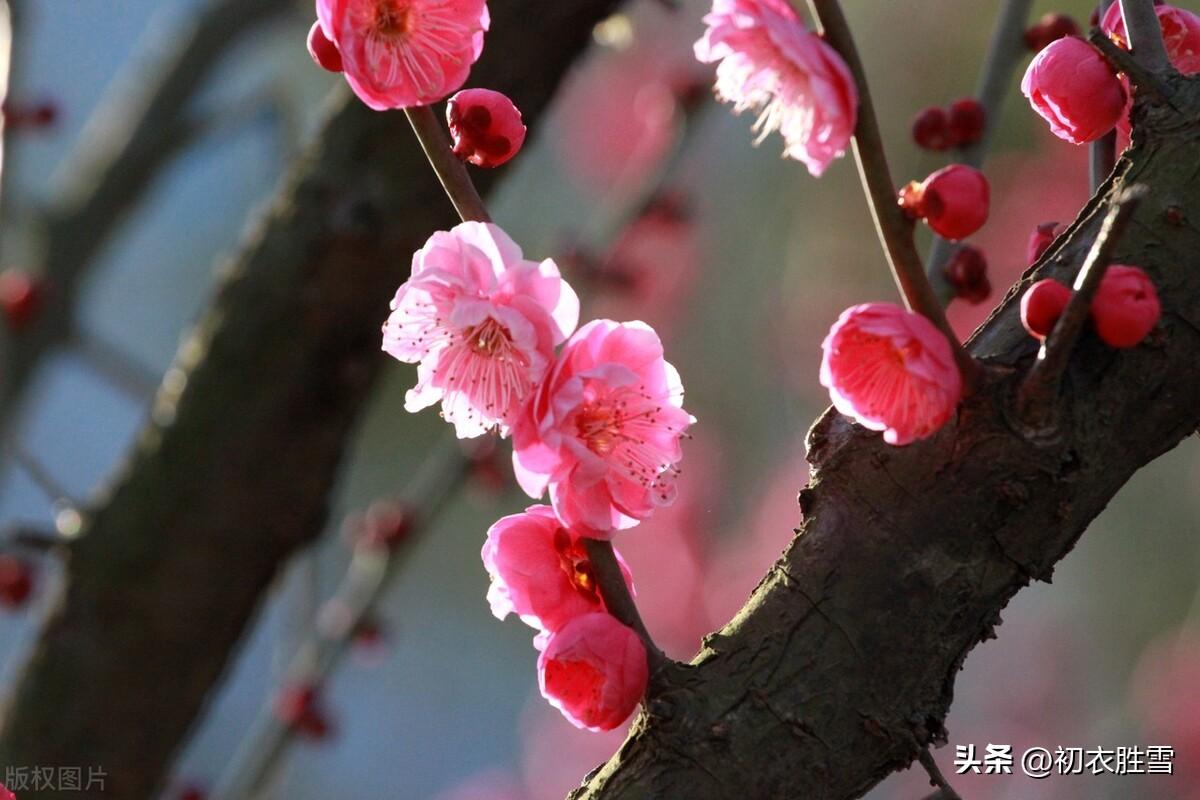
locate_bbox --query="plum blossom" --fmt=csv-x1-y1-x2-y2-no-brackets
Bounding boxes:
511,319,694,537
694,0,857,176
1090,265,1161,348
820,303,962,446
537,613,648,732
898,164,990,242
315,0,490,110
382,222,579,438
482,505,634,635
1021,36,1126,145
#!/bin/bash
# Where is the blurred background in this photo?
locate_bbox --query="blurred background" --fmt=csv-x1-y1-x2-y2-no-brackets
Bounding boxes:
0,0,1196,798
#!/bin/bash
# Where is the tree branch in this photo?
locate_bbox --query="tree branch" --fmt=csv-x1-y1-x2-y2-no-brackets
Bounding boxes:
1118,0,1171,72
405,105,492,224
805,0,979,386
0,2,622,797
570,57,1200,800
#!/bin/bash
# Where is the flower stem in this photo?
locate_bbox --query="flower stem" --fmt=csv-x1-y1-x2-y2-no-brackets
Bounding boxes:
805,0,980,387
584,538,668,669
405,105,492,224
926,0,1035,302
1118,0,1171,73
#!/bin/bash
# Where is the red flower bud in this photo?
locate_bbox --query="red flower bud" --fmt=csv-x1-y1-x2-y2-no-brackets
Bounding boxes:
898,164,990,241
911,106,953,151
351,500,413,550
1024,13,1081,52
1090,265,1161,348
0,555,34,609
1021,278,1073,340
0,269,44,330
1026,221,1068,265
943,245,991,305
947,98,986,147
274,683,333,741
1021,36,1125,145
307,21,343,73
446,89,527,168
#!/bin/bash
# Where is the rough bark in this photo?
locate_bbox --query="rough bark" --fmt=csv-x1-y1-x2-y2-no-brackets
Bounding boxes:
572,75,1200,799
0,3,618,797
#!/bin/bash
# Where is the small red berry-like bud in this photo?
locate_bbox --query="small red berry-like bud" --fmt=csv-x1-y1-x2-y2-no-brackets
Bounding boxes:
274,683,333,741
1090,265,1161,348
1021,278,1073,340
446,89,527,168
352,500,413,550
900,165,990,241
1026,221,1068,265
1021,37,1125,145
943,245,991,305
307,21,343,73
947,98,986,147
0,269,44,330
911,106,953,151
0,555,34,609
1024,13,1081,52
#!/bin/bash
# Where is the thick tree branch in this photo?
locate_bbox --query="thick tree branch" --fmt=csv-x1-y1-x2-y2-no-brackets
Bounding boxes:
0,2,621,797
0,0,291,437
570,68,1200,800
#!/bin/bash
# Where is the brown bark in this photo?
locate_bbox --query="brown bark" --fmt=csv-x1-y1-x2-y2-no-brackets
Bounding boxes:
572,75,1200,799
0,3,618,797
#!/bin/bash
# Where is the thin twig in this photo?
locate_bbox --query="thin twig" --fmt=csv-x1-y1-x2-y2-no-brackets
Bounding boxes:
926,0,1034,302
0,0,13,216
1018,185,1146,424
918,748,962,800
1118,0,1171,72
1089,29,1176,105
805,0,979,387
1090,2,1119,191
584,538,668,669
404,106,492,224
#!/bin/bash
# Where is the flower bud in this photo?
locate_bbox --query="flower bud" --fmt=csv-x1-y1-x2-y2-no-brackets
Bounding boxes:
0,555,34,609
1024,13,1081,52
446,89,527,168
898,164,990,241
273,683,333,741
1090,265,1161,348
0,269,44,331
943,245,991,305
1020,278,1073,340
1021,36,1126,144
306,21,343,73
537,613,648,732
1026,221,1068,265
911,106,952,151
947,98,986,147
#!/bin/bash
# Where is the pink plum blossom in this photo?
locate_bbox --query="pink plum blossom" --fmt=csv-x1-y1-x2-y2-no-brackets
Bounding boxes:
1021,36,1126,145
1102,2,1200,74
694,0,857,176
382,221,579,438
446,88,526,168
315,0,489,110
1090,265,1161,348
511,319,694,538
537,613,648,732
482,505,634,635
819,303,962,446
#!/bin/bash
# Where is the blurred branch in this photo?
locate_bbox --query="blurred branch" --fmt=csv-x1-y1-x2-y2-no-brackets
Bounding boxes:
0,0,13,213
213,443,470,799
917,749,962,800
1090,2,1118,193
805,0,979,388
0,0,292,437
926,0,1034,302
0,2,622,796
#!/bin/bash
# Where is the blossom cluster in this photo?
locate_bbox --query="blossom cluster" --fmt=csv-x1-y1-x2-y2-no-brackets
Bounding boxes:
383,221,693,731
